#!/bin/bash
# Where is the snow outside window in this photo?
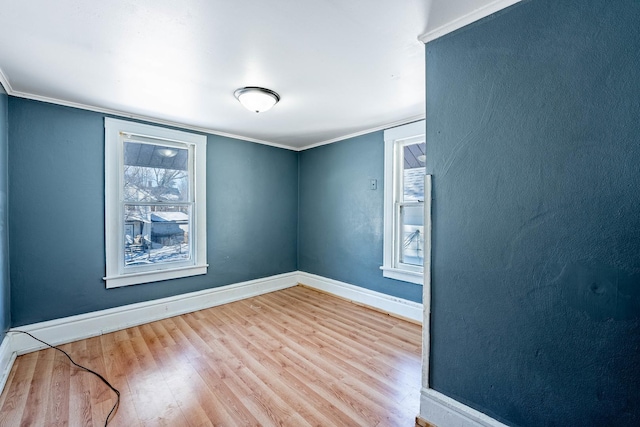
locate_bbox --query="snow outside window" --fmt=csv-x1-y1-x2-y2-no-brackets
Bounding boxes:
381,120,425,285
104,118,207,288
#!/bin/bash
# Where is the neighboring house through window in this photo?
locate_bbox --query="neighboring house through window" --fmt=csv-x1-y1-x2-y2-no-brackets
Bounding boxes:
104,118,207,288
381,120,425,285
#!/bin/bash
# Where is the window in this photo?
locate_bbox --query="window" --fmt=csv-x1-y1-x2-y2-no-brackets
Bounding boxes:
104,118,207,288
381,120,425,284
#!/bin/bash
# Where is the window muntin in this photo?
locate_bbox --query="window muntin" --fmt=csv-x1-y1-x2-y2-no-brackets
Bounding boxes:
104,118,207,288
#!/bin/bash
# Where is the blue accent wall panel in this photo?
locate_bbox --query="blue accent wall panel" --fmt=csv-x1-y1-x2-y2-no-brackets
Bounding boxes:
206,134,298,284
426,0,640,425
0,84,9,341
8,98,298,326
298,132,422,303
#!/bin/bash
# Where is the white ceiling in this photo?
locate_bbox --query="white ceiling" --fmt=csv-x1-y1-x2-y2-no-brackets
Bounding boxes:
0,0,516,150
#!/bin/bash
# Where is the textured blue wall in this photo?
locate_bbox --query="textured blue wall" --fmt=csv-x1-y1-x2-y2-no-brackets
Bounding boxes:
298,132,422,303
9,98,298,326
426,0,640,425
0,84,9,342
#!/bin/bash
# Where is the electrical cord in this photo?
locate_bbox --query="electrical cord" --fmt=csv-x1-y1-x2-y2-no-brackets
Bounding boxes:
9,330,120,426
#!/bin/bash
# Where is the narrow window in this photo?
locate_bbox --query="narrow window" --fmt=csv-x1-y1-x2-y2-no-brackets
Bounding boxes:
104,119,207,288
382,120,425,284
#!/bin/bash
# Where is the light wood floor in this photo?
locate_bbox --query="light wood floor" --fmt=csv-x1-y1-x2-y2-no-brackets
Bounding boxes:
0,285,422,426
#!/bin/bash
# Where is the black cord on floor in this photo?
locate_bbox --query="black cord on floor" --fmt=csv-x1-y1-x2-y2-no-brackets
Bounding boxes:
9,330,120,426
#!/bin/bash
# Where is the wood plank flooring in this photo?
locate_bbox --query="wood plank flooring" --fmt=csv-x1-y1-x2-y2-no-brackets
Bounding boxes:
0,285,422,426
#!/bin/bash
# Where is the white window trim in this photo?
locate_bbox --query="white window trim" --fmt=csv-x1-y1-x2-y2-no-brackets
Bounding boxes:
381,120,425,285
104,118,207,288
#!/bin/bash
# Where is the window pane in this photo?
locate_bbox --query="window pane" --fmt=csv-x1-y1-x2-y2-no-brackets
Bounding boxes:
124,141,189,203
124,204,191,266
400,204,424,266
402,142,426,202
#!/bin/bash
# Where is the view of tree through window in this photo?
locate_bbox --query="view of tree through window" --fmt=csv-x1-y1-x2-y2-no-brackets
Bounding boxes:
123,141,192,266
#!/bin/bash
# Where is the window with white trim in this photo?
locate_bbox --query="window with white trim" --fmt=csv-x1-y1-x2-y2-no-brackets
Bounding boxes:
104,118,207,288
381,120,425,285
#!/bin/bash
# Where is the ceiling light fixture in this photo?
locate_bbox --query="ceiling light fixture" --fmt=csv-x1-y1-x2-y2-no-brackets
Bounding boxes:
158,148,178,158
234,87,280,113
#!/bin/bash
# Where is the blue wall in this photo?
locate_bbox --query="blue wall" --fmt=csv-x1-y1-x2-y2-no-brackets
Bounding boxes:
7,96,420,327
0,84,9,342
9,98,298,326
298,132,422,303
426,0,640,425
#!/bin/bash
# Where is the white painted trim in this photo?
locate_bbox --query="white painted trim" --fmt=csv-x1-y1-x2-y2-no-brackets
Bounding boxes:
0,66,423,152
384,120,426,142
296,271,423,323
419,176,505,427
0,68,11,94
418,0,522,44
104,118,208,288
4,270,423,357
0,270,426,396
103,265,209,288
9,272,298,355
0,66,293,151
14,90,294,150
420,388,509,427
0,336,17,395
422,175,432,390
382,120,426,284
380,266,423,284
297,114,425,152
0,268,510,427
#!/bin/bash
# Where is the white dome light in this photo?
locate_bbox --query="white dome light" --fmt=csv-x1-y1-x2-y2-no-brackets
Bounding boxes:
234,87,280,113
158,148,178,158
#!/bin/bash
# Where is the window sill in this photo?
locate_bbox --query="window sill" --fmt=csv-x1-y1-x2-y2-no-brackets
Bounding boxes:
104,264,208,289
380,266,423,285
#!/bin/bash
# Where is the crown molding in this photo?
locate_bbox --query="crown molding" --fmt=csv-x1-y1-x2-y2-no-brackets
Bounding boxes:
419,0,521,44
0,68,296,151
296,114,426,152
0,67,12,94
0,66,424,152
11,89,296,151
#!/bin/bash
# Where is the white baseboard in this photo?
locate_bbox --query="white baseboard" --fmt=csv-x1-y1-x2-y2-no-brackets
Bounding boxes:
420,388,508,427
0,271,509,427
9,272,298,355
296,271,423,323
0,270,422,397
0,335,16,394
